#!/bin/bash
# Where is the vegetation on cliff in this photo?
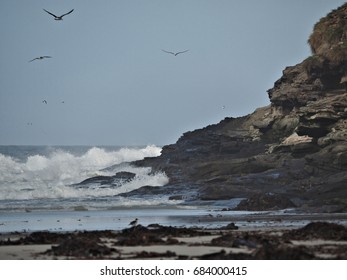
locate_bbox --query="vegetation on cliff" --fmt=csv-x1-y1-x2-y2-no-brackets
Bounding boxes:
308,3,347,66
305,2,347,88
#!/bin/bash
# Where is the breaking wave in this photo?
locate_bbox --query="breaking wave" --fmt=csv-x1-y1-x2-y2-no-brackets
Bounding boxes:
0,145,168,207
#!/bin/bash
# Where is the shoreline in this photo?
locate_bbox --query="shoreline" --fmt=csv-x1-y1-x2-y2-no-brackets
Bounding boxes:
2,206,347,234
1,210,347,260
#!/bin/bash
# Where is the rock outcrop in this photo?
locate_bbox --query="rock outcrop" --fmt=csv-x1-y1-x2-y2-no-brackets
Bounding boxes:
135,3,347,212
75,171,136,187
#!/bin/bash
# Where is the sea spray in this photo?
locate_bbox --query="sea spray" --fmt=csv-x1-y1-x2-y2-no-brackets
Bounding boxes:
0,145,168,209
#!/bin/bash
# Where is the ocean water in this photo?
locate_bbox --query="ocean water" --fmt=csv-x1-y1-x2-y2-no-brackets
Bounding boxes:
0,145,172,212
0,145,304,233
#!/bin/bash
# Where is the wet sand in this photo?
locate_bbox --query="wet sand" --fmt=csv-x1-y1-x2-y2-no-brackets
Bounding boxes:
2,207,347,233
1,211,347,260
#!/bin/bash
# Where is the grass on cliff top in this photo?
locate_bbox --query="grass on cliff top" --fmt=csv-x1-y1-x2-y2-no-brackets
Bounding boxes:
308,3,347,65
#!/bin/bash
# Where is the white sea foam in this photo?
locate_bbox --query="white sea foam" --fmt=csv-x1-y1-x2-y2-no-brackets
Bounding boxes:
0,146,168,205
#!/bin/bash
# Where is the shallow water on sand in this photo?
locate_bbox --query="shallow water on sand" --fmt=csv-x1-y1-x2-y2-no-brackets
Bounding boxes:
0,207,205,233
2,206,347,234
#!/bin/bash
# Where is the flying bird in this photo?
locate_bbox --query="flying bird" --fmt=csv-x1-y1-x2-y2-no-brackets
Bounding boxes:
29,56,52,62
162,49,189,56
43,9,74,20
42,100,47,104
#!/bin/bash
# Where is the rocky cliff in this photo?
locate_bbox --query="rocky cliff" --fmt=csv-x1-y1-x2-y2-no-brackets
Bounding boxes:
135,3,347,212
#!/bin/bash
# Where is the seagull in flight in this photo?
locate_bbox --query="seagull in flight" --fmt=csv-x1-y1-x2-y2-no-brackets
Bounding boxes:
29,56,52,62
162,49,189,56
42,100,47,104
43,9,74,20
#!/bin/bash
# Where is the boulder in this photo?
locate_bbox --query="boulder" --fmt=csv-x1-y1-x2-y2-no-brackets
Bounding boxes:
76,171,136,187
234,193,296,211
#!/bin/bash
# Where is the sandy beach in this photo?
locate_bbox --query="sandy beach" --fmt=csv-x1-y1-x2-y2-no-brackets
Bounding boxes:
1,210,347,260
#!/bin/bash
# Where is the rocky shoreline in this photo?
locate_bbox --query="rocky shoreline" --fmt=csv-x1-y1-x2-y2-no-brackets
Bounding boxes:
1,219,347,259
130,3,347,213
3,3,347,263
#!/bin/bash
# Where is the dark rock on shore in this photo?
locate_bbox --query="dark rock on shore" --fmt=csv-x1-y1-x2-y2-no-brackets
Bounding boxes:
283,222,347,241
253,244,316,260
234,193,296,211
2,221,347,259
46,235,116,258
76,171,136,187
134,3,347,212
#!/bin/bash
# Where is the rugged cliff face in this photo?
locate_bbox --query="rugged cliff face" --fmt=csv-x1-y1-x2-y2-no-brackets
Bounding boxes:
135,3,347,212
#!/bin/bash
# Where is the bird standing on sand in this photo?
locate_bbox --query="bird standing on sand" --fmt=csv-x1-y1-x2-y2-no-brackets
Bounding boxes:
162,49,189,56
43,9,74,20
129,218,138,227
29,56,51,62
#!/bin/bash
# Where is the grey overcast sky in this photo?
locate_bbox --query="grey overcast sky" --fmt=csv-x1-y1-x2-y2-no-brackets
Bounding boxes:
0,0,345,146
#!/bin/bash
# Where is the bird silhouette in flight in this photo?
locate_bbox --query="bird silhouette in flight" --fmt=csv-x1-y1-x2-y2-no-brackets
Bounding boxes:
42,100,47,104
29,56,52,62
43,9,74,20
162,49,189,56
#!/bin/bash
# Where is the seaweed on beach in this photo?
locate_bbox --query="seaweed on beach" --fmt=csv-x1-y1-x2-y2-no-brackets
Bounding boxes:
0,230,119,246
114,224,207,246
283,222,347,240
45,235,117,259
0,231,70,245
253,244,316,260
2,221,347,260
115,226,166,246
132,250,177,259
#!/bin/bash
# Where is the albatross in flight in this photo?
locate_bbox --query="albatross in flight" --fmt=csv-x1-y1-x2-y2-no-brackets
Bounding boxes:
29,56,52,62
162,49,189,56
43,9,74,20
